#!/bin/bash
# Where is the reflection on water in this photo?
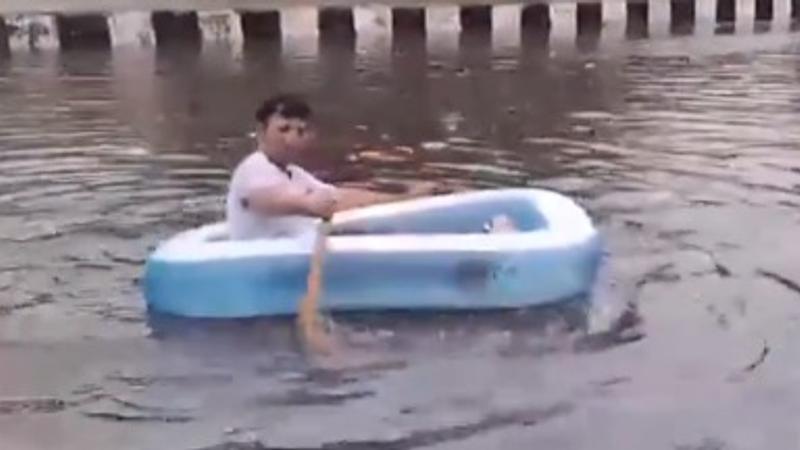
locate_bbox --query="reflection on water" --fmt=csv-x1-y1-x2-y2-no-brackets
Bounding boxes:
2,11,800,449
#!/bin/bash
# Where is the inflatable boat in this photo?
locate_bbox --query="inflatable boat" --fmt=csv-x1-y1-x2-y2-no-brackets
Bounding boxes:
143,188,603,318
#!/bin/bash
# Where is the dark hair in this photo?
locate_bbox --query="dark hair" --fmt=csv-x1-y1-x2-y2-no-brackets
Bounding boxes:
255,93,312,125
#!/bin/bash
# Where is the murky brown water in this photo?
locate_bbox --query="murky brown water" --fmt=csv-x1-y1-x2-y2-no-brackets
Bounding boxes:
2,17,800,450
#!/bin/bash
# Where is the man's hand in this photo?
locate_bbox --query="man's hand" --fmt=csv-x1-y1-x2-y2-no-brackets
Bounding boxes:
404,181,441,198
305,189,337,220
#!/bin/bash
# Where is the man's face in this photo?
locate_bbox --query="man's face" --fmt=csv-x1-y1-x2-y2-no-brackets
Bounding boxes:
259,113,314,162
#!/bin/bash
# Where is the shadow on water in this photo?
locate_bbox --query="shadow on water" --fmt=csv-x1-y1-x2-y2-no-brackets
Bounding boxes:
145,297,593,357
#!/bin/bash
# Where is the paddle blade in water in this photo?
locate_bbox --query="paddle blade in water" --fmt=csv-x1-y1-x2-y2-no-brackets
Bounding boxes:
297,220,335,355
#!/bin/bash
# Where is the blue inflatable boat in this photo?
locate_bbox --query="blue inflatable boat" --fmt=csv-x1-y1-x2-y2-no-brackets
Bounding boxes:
143,188,603,318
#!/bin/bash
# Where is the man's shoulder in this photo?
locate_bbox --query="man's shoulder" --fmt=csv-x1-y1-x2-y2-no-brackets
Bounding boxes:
234,151,276,174
237,150,269,167
230,151,283,190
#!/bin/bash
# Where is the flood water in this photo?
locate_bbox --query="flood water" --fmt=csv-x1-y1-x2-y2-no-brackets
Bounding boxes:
2,8,800,450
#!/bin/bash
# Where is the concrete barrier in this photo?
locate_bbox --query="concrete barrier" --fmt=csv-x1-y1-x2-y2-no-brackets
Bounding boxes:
109,12,154,46
198,10,243,43
1,0,798,53
7,14,59,50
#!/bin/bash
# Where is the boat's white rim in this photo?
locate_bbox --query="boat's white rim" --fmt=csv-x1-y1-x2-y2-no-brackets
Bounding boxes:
150,188,598,262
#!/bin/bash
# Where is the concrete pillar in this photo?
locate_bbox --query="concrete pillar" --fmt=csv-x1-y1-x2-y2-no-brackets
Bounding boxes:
240,10,280,41
197,10,242,44
55,14,110,50
151,11,201,47
10,15,59,50
318,7,355,39
460,5,492,32
626,0,648,38
716,0,735,23
354,6,391,58
392,7,425,35
576,2,602,37
280,7,318,57
0,16,9,56
109,12,154,47
755,0,773,21
670,0,696,34
490,4,519,53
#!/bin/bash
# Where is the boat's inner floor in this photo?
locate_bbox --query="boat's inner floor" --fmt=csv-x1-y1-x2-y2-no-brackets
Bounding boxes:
332,197,545,236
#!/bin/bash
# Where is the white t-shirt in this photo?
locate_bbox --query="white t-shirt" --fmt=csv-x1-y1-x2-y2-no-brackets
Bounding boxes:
225,151,337,240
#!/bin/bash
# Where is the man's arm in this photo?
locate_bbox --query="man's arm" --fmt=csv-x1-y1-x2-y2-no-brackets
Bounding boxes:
333,182,441,212
280,165,442,214
245,183,334,219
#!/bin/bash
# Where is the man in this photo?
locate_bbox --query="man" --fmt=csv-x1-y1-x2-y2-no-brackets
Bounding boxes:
226,93,433,240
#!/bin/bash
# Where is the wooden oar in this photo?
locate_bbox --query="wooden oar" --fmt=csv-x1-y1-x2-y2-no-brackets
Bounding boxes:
297,218,335,356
